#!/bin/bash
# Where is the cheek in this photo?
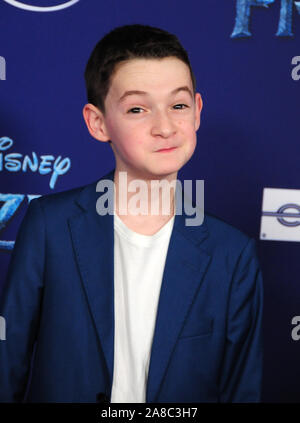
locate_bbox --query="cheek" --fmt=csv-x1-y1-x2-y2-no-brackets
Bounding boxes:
178,116,196,133
114,130,145,159
181,122,197,144
119,125,146,150
187,136,197,156
108,116,144,146
184,129,197,156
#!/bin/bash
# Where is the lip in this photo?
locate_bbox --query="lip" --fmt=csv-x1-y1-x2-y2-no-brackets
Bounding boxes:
156,147,177,153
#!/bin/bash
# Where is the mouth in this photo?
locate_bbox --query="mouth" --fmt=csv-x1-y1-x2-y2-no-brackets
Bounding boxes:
155,147,177,153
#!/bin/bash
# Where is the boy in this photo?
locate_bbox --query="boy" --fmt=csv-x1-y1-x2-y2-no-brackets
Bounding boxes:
0,24,263,403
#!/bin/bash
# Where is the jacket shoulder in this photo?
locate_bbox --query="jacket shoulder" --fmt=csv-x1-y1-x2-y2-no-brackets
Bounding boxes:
31,180,96,216
33,169,115,213
204,212,253,253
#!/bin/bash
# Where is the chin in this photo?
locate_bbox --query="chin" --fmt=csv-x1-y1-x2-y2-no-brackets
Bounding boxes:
148,164,182,178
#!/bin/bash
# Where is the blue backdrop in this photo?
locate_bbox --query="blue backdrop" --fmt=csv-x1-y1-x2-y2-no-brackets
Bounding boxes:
1,0,300,402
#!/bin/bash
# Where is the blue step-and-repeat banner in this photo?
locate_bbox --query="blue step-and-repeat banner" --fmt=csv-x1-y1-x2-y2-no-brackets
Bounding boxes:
0,0,300,402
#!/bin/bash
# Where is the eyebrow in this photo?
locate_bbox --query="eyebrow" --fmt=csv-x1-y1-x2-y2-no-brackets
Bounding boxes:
118,86,193,103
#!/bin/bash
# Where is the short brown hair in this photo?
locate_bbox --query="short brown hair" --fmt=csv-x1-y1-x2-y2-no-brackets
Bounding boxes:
84,24,196,114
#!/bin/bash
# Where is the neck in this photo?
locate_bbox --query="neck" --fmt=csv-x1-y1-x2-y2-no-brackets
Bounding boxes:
113,169,177,220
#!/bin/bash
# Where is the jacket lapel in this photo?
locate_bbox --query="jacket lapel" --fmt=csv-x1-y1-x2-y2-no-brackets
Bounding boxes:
68,169,116,392
68,168,211,403
145,192,211,403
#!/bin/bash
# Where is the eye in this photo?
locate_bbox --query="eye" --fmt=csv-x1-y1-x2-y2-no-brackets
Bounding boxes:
127,107,144,114
173,104,189,110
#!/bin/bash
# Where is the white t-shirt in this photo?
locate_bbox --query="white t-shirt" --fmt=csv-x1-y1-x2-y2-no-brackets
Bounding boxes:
110,212,175,403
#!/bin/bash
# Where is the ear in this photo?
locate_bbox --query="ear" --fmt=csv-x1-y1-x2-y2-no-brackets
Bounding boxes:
194,93,203,131
82,103,110,142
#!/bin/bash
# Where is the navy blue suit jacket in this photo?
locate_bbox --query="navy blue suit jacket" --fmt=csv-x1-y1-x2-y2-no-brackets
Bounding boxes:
0,168,263,402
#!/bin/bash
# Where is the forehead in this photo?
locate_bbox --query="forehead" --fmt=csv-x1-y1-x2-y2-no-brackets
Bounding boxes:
108,57,193,98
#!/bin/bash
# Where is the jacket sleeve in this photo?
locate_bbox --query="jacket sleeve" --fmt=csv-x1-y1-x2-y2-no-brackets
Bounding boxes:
219,237,264,402
0,198,45,402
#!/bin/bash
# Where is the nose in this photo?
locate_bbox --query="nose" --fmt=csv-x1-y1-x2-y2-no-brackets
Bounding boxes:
151,109,176,138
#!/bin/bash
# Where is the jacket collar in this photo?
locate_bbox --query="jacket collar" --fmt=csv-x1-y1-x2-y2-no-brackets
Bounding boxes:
75,168,209,246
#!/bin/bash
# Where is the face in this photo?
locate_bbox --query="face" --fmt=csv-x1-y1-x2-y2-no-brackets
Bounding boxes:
89,57,202,181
